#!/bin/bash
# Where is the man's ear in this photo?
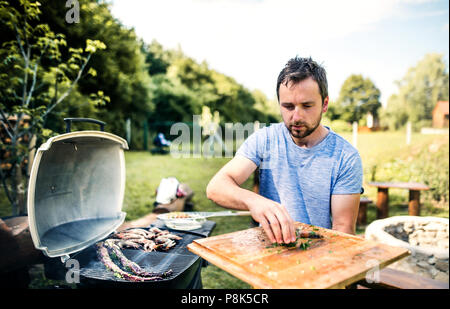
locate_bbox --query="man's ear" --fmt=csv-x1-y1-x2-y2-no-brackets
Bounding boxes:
322,96,329,113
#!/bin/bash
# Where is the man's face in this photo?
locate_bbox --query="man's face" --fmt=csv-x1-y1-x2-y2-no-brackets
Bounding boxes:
278,77,329,141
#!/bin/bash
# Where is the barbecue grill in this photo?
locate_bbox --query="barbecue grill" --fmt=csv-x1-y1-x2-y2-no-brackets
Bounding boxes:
27,118,211,288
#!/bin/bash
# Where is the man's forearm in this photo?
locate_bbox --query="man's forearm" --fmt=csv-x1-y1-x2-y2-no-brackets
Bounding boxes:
207,169,298,244
206,174,260,211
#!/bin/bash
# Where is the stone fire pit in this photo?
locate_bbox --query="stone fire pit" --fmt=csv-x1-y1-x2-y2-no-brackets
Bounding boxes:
365,216,449,283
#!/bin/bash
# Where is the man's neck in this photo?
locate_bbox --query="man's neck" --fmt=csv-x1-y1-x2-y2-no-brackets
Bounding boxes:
291,125,329,148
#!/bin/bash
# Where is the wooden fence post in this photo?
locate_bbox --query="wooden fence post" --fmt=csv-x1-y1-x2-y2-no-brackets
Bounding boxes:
352,121,358,148
406,121,411,145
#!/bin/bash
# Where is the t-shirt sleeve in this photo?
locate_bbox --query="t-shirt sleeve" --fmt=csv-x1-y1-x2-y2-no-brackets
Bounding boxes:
332,152,363,195
235,128,266,167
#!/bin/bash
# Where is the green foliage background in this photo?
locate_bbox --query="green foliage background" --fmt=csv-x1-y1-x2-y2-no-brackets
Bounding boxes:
333,74,382,123
382,53,449,131
33,0,278,149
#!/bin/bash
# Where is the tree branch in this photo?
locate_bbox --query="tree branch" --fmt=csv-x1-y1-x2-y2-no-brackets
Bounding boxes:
13,22,31,137
44,53,92,117
0,120,13,140
23,40,50,110
23,62,38,108
13,23,27,60
0,109,15,138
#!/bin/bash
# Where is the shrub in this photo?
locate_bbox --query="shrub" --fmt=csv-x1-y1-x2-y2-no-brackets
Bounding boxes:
371,137,449,206
329,119,352,133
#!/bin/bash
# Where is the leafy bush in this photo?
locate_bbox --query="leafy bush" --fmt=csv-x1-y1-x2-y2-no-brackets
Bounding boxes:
371,138,449,205
415,141,449,204
323,117,352,133
412,120,433,132
330,119,352,133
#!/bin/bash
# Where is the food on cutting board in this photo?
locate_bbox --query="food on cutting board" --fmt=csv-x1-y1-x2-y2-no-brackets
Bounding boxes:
265,227,323,250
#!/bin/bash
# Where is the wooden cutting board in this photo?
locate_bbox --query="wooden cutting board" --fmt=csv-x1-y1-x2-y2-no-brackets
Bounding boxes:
187,222,409,289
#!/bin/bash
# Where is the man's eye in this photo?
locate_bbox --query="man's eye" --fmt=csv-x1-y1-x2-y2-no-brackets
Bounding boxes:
284,105,294,110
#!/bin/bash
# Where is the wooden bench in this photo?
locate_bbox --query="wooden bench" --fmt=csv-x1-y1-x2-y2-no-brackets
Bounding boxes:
354,267,449,289
368,182,430,219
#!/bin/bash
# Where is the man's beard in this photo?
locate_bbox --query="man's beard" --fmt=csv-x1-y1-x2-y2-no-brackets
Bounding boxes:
287,113,322,139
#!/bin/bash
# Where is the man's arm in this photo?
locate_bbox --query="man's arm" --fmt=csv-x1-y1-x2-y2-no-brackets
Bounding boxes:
331,194,360,235
206,155,296,244
206,155,257,210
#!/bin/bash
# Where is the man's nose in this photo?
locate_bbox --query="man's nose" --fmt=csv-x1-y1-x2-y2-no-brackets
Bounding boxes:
292,106,303,122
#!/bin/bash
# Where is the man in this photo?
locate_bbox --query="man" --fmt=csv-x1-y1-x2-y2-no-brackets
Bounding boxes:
206,56,363,244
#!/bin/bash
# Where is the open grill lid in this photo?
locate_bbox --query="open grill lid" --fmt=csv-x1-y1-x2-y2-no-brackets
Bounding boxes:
27,120,129,258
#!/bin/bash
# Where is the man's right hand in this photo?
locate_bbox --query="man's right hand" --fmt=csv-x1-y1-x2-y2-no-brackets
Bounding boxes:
206,155,296,244
247,199,296,244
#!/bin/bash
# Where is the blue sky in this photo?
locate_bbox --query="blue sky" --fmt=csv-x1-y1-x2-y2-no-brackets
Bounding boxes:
110,0,449,106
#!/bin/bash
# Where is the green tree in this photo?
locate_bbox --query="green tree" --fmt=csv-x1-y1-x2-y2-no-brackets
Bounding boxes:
143,39,175,76
381,94,408,130
323,100,341,121
336,74,382,124
39,0,154,147
252,89,280,123
149,74,201,124
0,0,107,214
145,44,275,125
384,53,449,130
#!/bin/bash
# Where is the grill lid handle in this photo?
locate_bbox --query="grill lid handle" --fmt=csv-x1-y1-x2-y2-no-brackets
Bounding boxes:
64,118,106,133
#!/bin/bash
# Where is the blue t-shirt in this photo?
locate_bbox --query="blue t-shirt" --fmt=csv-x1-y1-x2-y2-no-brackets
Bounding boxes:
235,123,363,229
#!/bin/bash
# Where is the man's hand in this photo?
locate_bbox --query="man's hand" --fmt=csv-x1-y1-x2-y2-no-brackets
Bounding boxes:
207,155,296,244
246,197,296,244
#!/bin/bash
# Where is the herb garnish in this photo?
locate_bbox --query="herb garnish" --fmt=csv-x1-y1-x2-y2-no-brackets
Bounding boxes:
265,228,316,251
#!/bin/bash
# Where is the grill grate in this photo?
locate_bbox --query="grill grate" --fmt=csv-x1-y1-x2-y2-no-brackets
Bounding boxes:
43,221,215,287
77,233,199,283
71,223,214,287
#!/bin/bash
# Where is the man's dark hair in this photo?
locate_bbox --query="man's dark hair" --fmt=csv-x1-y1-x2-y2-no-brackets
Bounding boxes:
276,56,328,104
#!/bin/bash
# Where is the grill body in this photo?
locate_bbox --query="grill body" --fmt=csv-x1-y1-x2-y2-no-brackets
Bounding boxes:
28,119,213,288
27,130,128,258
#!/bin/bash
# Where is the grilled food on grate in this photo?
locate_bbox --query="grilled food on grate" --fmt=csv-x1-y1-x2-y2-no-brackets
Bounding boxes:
96,227,182,282
111,227,182,252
